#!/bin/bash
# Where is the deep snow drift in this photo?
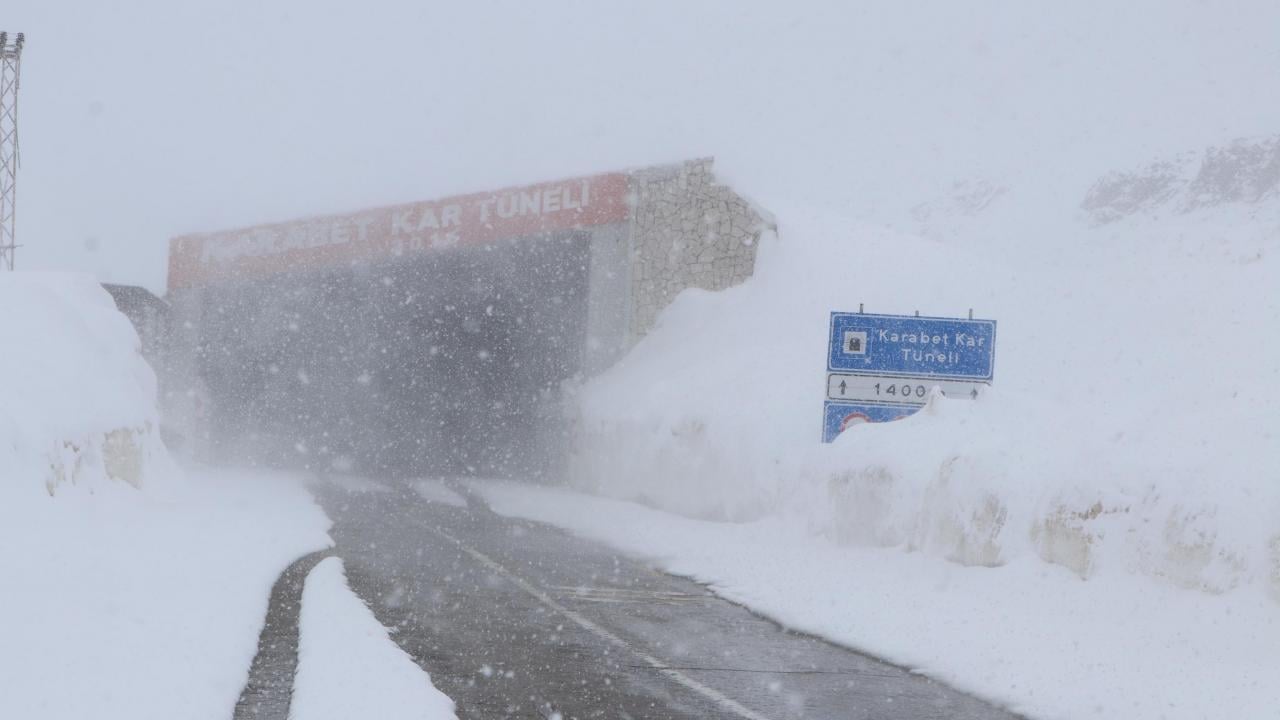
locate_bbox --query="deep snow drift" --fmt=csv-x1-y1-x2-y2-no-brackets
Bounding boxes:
0,273,331,720
559,138,1280,718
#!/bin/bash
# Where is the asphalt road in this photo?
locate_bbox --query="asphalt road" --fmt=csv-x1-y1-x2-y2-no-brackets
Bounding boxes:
310,479,1023,720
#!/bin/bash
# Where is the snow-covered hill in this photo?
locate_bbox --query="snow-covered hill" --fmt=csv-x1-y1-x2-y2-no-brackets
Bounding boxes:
564,137,1279,719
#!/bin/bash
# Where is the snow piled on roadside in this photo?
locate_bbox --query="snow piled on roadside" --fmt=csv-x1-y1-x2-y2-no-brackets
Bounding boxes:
477,480,1280,720
291,557,457,720
0,272,175,494
0,272,332,720
563,148,1279,717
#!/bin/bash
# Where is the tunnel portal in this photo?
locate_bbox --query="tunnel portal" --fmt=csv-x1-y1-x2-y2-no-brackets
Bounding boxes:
164,160,768,478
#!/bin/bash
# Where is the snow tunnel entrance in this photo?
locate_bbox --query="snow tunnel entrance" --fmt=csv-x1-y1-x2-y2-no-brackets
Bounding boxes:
165,161,768,480
192,231,592,479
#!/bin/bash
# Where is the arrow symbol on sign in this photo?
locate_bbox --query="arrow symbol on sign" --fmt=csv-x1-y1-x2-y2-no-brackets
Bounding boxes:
839,380,847,395
970,387,979,399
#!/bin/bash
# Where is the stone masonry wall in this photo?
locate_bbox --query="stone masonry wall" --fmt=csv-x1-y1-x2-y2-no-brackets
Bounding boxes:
628,158,769,337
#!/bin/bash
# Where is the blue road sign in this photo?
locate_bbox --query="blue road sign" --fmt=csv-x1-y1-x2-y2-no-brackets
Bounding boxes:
827,312,996,382
822,311,997,442
822,400,918,443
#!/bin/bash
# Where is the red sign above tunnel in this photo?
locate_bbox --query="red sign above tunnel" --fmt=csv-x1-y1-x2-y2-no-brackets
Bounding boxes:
168,172,631,291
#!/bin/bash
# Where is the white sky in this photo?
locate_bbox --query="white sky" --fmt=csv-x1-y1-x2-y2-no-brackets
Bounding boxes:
8,0,1279,292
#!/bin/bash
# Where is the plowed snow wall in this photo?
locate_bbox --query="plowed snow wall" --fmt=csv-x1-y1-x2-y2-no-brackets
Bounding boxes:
0,273,174,496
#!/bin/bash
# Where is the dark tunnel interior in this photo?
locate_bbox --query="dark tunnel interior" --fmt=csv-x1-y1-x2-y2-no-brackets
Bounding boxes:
194,231,593,479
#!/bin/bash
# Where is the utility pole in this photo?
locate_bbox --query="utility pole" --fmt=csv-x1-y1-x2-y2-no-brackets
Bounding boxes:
0,32,25,271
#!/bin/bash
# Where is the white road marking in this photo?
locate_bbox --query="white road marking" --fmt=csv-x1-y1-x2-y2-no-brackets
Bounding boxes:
546,585,709,604
427,526,776,720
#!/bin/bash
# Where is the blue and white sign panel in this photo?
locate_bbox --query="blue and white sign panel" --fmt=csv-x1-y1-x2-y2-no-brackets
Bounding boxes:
822,311,997,443
827,313,996,382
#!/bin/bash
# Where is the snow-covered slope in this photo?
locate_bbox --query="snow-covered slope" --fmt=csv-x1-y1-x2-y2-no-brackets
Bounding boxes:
574,134,1278,580
562,138,1279,716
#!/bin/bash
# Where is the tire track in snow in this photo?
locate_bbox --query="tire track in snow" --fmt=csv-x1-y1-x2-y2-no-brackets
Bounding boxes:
233,548,333,720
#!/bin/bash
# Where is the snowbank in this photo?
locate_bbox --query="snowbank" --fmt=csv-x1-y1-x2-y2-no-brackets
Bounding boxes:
0,273,332,719
477,480,1280,720
0,272,174,493
572,141,1279,592
291,557,457,720
564,142,1280,716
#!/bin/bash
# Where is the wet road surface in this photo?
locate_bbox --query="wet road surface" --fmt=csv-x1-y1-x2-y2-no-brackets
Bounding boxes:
310,479,1023,720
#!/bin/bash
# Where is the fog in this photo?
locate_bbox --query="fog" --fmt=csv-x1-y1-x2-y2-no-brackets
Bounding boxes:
9,1,1279,291
5,3,1280,719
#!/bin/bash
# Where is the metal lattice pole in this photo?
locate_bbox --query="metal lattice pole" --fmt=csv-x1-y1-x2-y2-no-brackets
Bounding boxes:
0,32,25,271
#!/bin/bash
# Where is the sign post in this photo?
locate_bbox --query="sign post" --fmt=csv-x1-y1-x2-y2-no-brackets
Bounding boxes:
822,311,996,442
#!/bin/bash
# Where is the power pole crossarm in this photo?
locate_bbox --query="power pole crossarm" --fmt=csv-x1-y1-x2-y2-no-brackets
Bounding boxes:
0,31,25,271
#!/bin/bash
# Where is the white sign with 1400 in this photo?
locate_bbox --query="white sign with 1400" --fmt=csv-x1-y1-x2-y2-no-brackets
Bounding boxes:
825,373,982,406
